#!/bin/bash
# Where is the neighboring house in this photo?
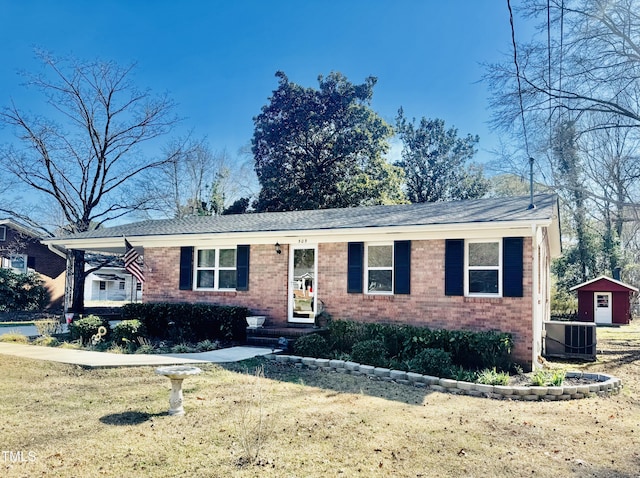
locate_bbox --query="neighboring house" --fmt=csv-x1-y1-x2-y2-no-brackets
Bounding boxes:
0,219,67,308
84,265,142,303
45,194,562,370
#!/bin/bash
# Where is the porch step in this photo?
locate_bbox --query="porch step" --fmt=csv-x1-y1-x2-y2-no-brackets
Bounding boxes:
245,326,326,352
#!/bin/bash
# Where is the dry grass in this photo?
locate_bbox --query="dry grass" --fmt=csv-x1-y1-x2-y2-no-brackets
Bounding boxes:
1,322,639,477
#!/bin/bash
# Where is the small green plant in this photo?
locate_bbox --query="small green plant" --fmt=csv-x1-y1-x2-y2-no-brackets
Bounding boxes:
531,369,548,386
549,369,566,386
171,343,196,353
112,319,146,347
293,333,330,358
195,339,220,352
34,319,63,336
450,365,477,382
351,339,389,368
530,369,566,386
406,348,452,377
0,332,29,343
32,336,60,347
135,344,157,354
476,367,510,385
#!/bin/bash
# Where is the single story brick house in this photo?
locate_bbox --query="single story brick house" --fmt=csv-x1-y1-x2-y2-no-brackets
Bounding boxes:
45,194,561,369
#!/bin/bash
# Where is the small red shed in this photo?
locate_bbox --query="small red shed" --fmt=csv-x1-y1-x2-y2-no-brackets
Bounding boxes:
570,276,638,325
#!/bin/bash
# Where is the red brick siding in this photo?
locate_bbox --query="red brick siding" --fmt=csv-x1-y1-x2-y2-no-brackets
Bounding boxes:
143,239,534,367
318,240,533,366
144,244,289,318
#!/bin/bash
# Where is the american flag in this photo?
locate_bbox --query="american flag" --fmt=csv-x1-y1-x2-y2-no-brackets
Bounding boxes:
124,238,145,283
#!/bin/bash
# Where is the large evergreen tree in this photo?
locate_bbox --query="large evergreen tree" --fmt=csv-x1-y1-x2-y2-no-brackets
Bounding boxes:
252,71,404,212
395,108,488,203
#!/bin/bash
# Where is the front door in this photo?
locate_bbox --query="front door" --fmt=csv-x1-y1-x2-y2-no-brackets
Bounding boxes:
288,245,317,324
594,292,612,324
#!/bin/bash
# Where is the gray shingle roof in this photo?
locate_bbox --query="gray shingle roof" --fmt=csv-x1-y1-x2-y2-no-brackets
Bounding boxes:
56,194,557,240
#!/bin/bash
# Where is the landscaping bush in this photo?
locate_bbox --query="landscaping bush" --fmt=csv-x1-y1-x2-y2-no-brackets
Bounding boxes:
406,348,452,377
351,339,389,368
120,302,249,343
112,319,147,347
69,315,111,345
293,333,330,358
326,319,514,372
0,332,29,343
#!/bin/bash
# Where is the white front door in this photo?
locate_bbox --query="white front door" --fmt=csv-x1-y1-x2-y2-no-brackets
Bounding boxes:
594,292,612,324
288,245,317,324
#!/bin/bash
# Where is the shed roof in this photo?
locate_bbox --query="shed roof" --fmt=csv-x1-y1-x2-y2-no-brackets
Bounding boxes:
570,275,638,293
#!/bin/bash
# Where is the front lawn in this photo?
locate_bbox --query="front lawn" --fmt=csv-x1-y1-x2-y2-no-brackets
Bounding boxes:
1,322,639,477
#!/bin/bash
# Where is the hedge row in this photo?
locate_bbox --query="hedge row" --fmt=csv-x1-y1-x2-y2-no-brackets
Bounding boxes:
295,320,513,372
120,302,249,343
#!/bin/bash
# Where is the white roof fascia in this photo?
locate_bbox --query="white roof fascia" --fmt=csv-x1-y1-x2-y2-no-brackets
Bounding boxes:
45,218,555,252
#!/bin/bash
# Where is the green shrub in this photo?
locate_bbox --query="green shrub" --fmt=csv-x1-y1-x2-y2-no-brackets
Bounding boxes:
326,319,367,354
293,334,330,358
112,319,146,346
476,367,510,385
351,339,388,368
120,302,248,343
69,315,110,345
406,348,452,377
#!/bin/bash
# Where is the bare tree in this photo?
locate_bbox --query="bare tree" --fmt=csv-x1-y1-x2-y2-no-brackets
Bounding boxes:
0,51,180,313
137,138,258,219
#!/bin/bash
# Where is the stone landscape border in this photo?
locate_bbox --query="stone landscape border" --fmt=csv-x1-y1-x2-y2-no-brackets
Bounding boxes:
268,354,623,401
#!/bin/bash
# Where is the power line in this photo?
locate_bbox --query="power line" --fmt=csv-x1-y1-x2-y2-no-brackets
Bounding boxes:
507,0,530,158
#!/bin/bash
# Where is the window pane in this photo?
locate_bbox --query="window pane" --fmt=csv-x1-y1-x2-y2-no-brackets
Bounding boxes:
469,242,499,267
219,270,237,289
368,245,392,267
469,270,499,294
197,270,215,288
368,270,392,292
219,249,236,267
197,249,216,267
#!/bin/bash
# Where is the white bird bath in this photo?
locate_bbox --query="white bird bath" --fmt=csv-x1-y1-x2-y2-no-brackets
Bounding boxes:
155,365,202,416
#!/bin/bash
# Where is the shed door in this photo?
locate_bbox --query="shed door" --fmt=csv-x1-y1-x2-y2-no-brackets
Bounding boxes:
594,292,612,325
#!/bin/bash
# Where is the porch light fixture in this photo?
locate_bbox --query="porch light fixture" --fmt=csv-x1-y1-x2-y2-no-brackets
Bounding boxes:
275,242,282,254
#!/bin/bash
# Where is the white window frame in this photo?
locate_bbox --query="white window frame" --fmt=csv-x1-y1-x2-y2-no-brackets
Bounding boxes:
365,242,394,295
0,226,6,241
465,239,502,297
194,247,238,291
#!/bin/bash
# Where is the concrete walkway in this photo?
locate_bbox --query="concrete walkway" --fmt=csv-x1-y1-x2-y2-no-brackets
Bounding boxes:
0,342,278,368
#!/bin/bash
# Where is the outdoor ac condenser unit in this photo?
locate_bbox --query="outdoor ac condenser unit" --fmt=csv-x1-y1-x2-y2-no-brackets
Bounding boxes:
543,321,597,361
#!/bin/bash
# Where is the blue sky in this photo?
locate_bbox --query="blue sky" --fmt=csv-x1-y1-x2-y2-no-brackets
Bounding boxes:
0,1,533,167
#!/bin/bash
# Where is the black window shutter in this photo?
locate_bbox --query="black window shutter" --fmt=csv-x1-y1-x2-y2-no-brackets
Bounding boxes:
179,246,194,290
347,242,364,293
236,245,250,291
394,240,411,294
445,239,464,296
27,256,36,269
503,237,524,297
